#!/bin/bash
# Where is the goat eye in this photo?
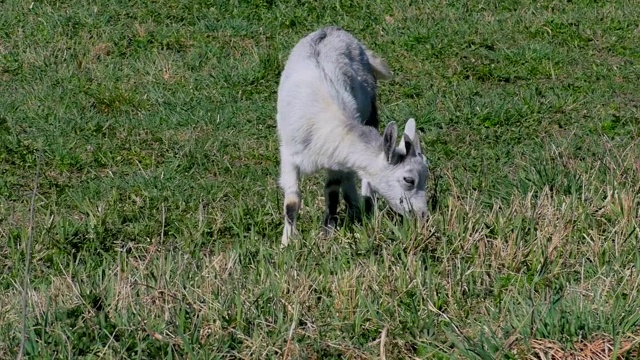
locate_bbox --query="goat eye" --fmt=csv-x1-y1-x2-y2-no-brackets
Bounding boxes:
403,177,415,186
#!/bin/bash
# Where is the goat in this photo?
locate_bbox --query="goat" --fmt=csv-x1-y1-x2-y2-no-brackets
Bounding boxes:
276,26,428,247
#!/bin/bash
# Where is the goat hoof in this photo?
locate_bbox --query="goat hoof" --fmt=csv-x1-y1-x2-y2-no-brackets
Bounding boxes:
321,214,338,236
322,213,338,229
320,227,333,238
321,224,336,236
281,234,292,248
347,210,363,225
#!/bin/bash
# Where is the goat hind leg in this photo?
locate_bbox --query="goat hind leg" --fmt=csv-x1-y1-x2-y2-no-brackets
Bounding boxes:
280,156,300,247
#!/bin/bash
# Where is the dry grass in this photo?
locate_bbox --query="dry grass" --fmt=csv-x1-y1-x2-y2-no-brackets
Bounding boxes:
520,334,640,360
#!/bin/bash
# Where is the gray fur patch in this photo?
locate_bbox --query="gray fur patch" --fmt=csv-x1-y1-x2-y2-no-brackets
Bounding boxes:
300,130,313,150
346,122,383,149
310,29,328,59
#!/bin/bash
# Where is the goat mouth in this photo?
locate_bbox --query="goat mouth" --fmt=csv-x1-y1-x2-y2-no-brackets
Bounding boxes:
386,209,426,227
393,200,427,220
391,212,404,224
389,204,411,217
396,196,416,214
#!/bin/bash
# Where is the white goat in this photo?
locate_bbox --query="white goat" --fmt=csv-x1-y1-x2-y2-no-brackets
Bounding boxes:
277,26,428,247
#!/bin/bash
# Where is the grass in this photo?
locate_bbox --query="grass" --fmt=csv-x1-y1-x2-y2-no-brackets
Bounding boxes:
1,0,640,358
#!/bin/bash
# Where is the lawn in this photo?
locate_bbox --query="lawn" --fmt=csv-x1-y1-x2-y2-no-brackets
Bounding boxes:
1,0,639,358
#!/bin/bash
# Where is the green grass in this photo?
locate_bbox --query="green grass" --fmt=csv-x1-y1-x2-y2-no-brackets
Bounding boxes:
1,0,640,358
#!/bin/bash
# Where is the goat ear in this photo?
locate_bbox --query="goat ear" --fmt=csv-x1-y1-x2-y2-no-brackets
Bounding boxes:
403,118,416,140
402,133,416,157
403,118,421,155
382,122,398,162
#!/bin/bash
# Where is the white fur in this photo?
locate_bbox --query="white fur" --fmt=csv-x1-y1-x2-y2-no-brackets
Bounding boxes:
277,27,428,247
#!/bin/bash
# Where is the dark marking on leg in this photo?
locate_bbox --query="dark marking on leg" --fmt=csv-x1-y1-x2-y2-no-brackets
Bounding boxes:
325,177,342,189
322,187,340,233
322,173,342,234
322,212,339,233
285,201,298,226
344,198,362,225
326,189,340,218
341,176,362,225
363,196,374,216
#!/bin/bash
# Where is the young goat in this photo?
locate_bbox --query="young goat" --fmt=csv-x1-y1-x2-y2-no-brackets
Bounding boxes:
277,26,428,247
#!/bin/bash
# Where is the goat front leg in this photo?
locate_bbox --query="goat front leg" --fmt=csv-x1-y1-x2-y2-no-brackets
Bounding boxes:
342,172,363,224
322,171,342,234
361,178,376,216
280,156,301,248
361,99,379,217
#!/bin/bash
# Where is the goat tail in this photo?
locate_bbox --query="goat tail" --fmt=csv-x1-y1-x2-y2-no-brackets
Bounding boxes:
365,49,393,81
